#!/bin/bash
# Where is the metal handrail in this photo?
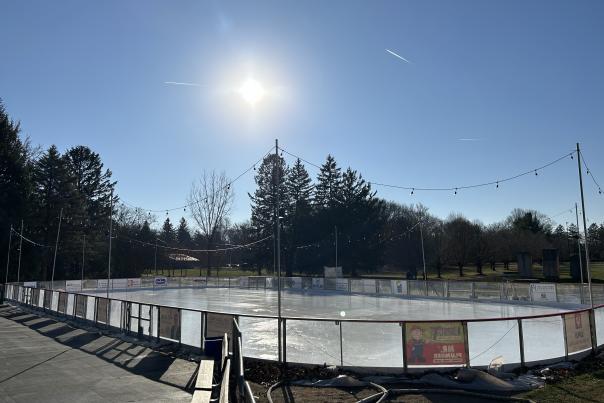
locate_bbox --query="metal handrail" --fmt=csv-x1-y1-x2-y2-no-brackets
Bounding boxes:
5,281,603,374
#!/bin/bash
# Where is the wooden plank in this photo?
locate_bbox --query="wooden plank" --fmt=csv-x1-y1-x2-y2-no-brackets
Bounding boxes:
195,360,214,391
191,389,211,403
219,359,230,403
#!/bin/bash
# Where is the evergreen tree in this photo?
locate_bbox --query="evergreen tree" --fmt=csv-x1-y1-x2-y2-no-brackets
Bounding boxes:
284,158,313,275
32,145,82,280
314,155,342,209
177,217,192,247
0,100,34,281
249,154,287,274
161,217,176,245
337,168,383,275
64,146,114,224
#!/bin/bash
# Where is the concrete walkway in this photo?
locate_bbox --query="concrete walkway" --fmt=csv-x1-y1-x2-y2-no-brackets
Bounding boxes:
0,304,195,403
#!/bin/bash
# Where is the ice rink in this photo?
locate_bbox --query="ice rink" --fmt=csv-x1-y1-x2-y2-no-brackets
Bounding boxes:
80,286,603,368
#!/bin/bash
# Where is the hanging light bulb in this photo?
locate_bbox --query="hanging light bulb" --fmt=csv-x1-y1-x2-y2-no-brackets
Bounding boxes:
166,211,168,215
184,207,186,212
535,170,538,176
411,188,414,195
454,188,457,195
571,154,574,160
587,169,590,175
253,164,256,171
496,181,499,189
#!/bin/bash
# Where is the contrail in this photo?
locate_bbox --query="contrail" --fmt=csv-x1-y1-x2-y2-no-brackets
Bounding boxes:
164,81,201,87
457,138,481,141
385,49,411,64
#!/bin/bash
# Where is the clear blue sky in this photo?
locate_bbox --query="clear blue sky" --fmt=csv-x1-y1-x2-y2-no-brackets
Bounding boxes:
1,0,603,229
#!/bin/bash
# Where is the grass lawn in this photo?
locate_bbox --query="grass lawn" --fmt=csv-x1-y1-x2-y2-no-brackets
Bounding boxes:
517,355,604,403
142,261,604,283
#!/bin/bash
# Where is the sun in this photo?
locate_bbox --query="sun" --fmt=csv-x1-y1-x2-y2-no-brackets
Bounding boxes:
238,78,265,106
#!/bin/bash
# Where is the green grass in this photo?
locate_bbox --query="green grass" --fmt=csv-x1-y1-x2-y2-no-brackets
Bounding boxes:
142,261,604,283
517,356,604,403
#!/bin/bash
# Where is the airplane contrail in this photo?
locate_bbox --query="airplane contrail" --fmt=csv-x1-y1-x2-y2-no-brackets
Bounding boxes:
164,81,202,87
385,49,411,64
457,138,481,141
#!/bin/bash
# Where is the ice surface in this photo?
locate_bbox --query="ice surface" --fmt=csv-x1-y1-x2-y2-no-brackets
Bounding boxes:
83,287,580,368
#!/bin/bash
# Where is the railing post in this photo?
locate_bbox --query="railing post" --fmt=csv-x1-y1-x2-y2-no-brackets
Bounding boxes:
589,309,598,354
517,318,525,369
201,311,206,354
462,321,470,368
562,313,569,361
401,322,407,372
338,320,344,367
282,318,287,368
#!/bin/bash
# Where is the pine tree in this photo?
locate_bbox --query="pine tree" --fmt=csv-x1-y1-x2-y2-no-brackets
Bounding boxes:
64,146,114,224
314,155,342,210
177,217,192,247
284,158,313,275
249,154,288,273
0,100,34,281
161,217,176,245
32,145,82,280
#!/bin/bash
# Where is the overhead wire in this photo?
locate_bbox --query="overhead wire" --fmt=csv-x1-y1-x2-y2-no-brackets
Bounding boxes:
281,146,575,193
10,227,53,249
119,144,275,214
115,232,273,253
579,150,603,195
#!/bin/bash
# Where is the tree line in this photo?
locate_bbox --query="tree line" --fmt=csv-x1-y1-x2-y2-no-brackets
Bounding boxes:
2,100,604,282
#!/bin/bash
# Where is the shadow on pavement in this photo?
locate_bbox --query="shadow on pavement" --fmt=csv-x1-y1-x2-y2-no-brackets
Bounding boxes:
0,304,198,392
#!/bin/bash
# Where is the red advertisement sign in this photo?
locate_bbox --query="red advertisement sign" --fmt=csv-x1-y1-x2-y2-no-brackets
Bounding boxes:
405,322,467,366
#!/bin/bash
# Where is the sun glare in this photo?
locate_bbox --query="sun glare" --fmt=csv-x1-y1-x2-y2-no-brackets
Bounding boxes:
239,78,265,106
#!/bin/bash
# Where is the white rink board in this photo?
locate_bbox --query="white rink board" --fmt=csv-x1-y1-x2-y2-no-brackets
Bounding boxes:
84,287,579,368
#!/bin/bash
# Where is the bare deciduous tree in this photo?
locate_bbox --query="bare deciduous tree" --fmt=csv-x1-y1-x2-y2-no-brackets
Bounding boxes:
188,170,234,276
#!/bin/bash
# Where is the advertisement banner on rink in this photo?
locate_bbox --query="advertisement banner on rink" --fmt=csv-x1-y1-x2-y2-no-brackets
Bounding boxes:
112,279,127,289
312,278,324,290
564,311,592,354
530,283,557,302
154,276,168,287
392,280,407,295
24,281,37,288
239,277,249,288
127,278,141,288
96,298,109,323
287,277,302,289
362,279,376,294
159,306,181,340
97,279,108,289
405,322,467,366
66,280,82,292
335,278,349,292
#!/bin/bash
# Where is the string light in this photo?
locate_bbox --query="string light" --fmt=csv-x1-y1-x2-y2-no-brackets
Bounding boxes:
579,150,603,197
280,146,575,194
116,233,273,253
411,188,414,195
120,145,274,214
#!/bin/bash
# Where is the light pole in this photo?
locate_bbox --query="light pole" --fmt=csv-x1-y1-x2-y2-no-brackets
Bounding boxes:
575,203,585,304
4,225,13,285
576,143,593,307
17,220,23,283
81,234,86,283
334,225,338,268
51,208,63,290
274,138,282,363
107,189,114,298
